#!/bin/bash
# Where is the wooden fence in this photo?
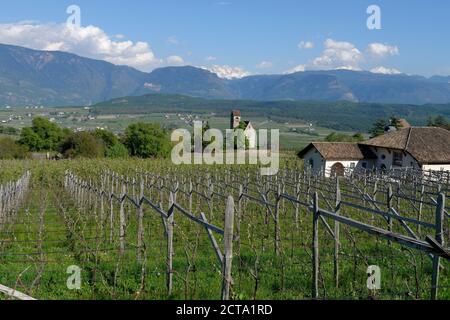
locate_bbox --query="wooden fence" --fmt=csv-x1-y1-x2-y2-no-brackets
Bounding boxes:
64,166,450,300
0,171,35,300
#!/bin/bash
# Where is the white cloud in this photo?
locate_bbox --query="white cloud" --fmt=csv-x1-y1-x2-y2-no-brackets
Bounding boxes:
367,43,399,58
256,61,273,69
298,41,314,50
284,64,306,74
203,65,250,79
0,21,162,71
206,56,217,61
166,55,185,66
370,66,402,75
310,39,364,71
167,36,179,45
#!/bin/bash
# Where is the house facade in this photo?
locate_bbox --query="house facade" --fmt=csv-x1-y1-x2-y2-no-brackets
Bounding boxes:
298,142,377,177
231,110,257,149
298,127,450,176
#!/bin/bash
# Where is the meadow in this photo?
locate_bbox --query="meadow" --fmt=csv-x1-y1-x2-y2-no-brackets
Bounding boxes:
0,158,448,300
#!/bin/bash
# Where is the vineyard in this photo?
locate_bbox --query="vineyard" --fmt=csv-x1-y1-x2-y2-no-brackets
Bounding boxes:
0,159,449,300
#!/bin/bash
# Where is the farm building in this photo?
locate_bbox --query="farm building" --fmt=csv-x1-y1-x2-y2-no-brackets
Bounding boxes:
230,110,257,149
298,127,450,176
297,142,377,176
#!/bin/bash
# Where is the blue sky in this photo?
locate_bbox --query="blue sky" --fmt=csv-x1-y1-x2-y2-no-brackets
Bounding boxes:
0,0,448,77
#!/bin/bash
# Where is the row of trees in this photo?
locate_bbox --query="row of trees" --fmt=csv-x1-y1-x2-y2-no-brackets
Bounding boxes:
0,117,171,160
427,115,449,129
324,132,364,143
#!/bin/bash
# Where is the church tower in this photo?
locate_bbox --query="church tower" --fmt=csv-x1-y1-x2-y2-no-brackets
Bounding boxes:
231,110,241,129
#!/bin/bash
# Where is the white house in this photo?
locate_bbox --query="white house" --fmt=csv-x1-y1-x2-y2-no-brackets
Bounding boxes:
298,142,377,177
360,127,450,172
231,110,257,149
298,127,450,176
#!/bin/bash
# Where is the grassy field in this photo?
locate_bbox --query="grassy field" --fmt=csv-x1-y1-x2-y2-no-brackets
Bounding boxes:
0,159,448,300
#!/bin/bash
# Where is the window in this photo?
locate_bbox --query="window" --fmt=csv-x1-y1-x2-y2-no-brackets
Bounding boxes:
350,163,356,169
393,151,403,166
362,162,367,169
309,159,314,168
381,154,386,160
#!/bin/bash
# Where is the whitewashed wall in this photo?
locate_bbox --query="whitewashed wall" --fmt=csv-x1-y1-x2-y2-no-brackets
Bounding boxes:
369,147,421,170
302,148,325,174
244,127,257,149
422,164,450,171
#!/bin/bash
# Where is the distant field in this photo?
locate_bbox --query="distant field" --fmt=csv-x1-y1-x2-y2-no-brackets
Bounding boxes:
0,107,360,151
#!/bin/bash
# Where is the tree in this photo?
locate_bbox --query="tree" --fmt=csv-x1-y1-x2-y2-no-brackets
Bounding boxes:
325,132,365,142
19,117,68,151
352,133,365,141
369,119,388,138
93,129,129,158
93,129,119,149
390,117,402,129
106,143,129,159
59,132,105,159
123,123,171,158
18,127,43,151
0,126,19,135
428,115,448,128
0,137,28,159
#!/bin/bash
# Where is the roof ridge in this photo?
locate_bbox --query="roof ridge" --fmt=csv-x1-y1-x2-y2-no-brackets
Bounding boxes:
405,127,412,150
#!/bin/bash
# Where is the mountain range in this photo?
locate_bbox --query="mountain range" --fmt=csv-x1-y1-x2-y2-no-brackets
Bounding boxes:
1,43,450,106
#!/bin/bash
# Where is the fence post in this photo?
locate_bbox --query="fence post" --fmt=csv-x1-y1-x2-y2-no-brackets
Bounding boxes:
237,185,243,252
119,182,126,256
387,185,393,242
222,196,235,300
274,184,281,256
312,192,319,299
167,192,175,296
109,174,115,244
137,178,144,263
431,193,445,300
295,179,300,229
189,180,193,213
418,184,425,235
334,177,341,288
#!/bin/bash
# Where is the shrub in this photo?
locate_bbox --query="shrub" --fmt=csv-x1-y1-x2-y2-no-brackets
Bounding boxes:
123,123,171,158
0,137,28,159
93,129,129,158
59,132,105,159
106,143,129,159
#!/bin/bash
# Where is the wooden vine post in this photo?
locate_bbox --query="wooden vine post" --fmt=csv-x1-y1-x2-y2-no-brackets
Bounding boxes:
312,192,319,299
137,178,145,263
334,176,341,288
167,192,175,296
387,185,393,245
431,193,445,300
236,185,243,253
274,184,281,256
222,196,235,300
119,181,126,255
109,174,115,244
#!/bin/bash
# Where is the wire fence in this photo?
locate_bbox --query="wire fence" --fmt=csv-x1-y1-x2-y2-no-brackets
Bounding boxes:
0,166,449,300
